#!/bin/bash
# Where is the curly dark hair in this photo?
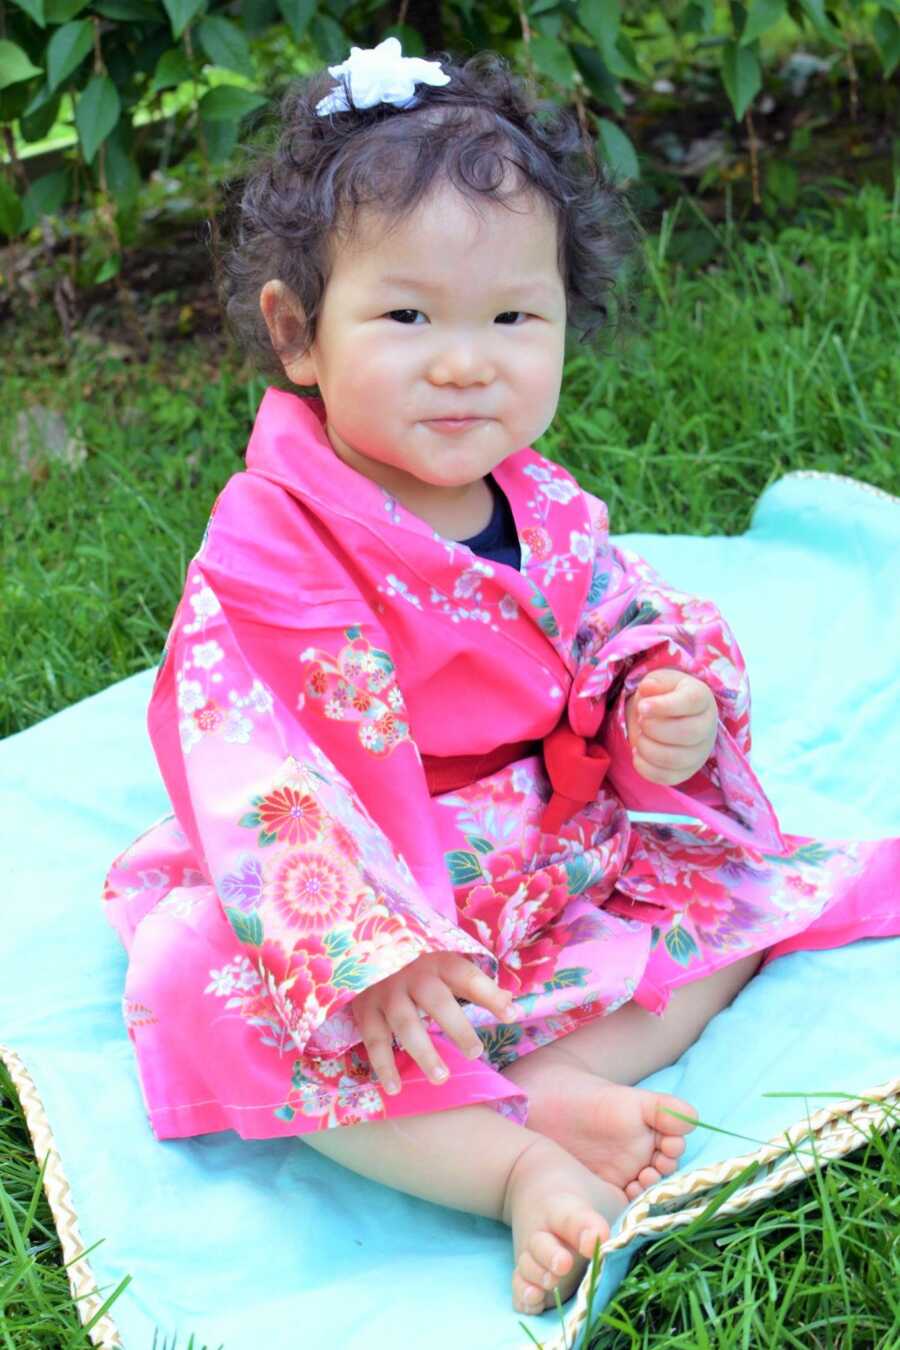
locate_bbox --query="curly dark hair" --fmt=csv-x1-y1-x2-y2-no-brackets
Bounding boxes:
215,48,638,384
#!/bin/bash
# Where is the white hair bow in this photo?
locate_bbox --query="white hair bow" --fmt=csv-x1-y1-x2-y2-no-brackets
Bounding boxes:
315,36,450,117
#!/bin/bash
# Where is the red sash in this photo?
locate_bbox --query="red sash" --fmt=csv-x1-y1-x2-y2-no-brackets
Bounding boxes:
421,715,610,834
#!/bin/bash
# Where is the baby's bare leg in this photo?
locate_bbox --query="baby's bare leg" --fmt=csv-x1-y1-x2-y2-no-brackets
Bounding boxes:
545,950,766,1083
505,951,764,1198
302,1101,627,1313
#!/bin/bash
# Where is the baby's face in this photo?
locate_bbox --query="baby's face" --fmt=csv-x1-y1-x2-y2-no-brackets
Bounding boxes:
278,182,567,499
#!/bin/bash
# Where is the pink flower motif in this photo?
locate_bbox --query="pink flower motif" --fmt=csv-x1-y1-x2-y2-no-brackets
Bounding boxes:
522,526,553,560
193,700,223,732
262,849,354,934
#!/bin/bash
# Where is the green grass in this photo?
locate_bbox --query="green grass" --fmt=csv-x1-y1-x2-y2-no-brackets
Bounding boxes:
1,182,899,1347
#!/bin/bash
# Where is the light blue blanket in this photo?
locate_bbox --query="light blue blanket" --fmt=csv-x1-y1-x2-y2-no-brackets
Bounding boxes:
1,472,898,1350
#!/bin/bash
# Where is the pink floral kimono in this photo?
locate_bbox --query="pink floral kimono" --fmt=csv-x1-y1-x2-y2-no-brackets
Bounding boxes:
104,389,900,1138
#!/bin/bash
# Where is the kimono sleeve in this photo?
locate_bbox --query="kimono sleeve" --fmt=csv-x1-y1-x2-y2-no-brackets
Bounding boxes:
147,555,498,1060
570,493,786,853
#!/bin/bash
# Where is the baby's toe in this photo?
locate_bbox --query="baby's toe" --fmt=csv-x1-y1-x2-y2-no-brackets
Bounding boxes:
654,1093,698,1135
657,1133,686,1161
652,1149,679,1177
547,1196,608,1261
529,1230,574,1279
624,1179,643,1202
518,1248,555,1292
636,1165,661,1191
512,1268,547,1315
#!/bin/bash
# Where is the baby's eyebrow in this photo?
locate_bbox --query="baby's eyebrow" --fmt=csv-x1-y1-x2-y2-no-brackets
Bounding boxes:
377,274,556,302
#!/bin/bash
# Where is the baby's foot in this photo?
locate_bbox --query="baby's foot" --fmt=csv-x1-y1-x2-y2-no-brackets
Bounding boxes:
507,1053,697,1200
503,1136,627,1316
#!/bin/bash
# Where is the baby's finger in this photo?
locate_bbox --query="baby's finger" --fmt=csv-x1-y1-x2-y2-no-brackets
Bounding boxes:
357,1006,402,1096
638,680,710,721
634,736,697,773
387,998,451,1087
631,750,687,786
415,978,484,1060
640,713,713,748
441,955,516,1021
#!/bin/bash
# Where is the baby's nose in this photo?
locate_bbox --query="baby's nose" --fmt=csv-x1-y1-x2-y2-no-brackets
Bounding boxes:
428,342,494,385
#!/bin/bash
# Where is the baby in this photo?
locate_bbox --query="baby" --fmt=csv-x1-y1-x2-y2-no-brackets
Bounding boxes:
105,38,894,1316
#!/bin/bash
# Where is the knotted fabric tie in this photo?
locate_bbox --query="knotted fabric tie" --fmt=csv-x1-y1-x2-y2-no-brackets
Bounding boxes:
539,714,611,834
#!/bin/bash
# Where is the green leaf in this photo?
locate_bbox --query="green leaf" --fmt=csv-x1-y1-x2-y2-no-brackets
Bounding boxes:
741,0,786,43
721,39,761,118
258,829,278,847
161,0,206,40
577,0,621,52
10,0,46,28
20,84,60,141
75,74,120,164
93,255,120,283
274,1104,295,1120
445,849,484,887
596,116,640,181
0,40,43,90
198,83,268,121
238,810,262,829
529,33,577,87
196,15,254,78
649,925,661,950
570,43,623,112
45,0,91,19
0,177,24,238
323,929,351,957
276,0,316,44
331,957,366,990
21,168,69,229
46,19,92,92
466,836,495,855
874,10,900,77
664,924,700,967
565,853,598,895
680,0,715,33
150,47,192,93
201,115,240,164
797,0,844,44
542,966,590,992
103,130,139,206
226,906,264,947
310,12,346,63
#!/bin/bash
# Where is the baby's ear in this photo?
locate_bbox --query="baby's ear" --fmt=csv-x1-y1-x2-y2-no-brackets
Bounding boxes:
259,280,316,385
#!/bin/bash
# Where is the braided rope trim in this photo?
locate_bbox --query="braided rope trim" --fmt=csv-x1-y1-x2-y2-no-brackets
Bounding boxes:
0,1043,124,1350
542,1077,900,1350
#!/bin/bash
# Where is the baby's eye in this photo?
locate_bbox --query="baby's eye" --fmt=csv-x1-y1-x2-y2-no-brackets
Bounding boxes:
386,309,424,324
495,311,528,325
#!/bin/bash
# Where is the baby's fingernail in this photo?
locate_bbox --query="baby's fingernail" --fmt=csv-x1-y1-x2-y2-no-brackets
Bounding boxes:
466,1042,483,1059
433,1065,449,1082
384,1077,400,1095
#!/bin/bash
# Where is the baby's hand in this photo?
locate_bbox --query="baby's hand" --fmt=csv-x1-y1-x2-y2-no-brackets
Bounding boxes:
625,668,717,786
352,951,515,1096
